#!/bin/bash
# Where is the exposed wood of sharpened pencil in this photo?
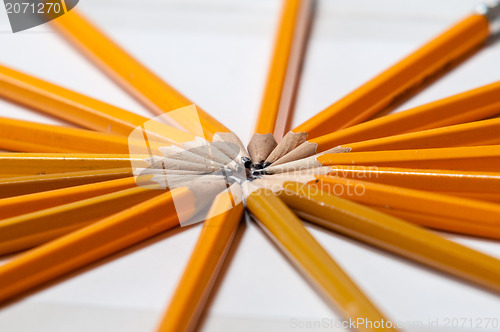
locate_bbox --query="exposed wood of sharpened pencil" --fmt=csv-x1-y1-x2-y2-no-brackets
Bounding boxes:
247,133,277,165
263,146,351,174
0,153,148,175
279,182,500,293
0,117,165,154
254,0,314,139
212,132,251,160
0,168,133,199
157,188,244,332
265,131,307,165
294,7,495,138
0,177,140,219
310,81,500,151
342,117,500,152
0,188,193,303
0,64,194,144
246,188,395,332
51,10,229,139
326,166,500,200
0,183,162,255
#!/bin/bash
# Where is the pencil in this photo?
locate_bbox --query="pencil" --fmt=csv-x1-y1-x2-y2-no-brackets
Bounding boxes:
0,187,193,303
253,0,314,139
278,182,500,293
0,116,161,154
342,117,500,152
293,2,500,138
326,166,500,200
0,168,133,199
0,64,193,143
0,153,147,175
248,0,314,165
307,174,500,238
0,183,162,255
310,81,500,151
265,145,500,173
246,187,395,331
370,208,500,238
157,188,244,332
0,177,139,219
51,10,229,139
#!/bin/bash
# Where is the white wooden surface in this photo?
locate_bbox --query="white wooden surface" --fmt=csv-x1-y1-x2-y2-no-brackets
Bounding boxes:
0,1,499,331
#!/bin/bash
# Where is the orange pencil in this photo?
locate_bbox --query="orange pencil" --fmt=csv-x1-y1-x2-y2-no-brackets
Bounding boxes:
0,153,146,175
0,168,133,199
0,184,162,255
308,175,500,239
248,0,315,166
254,0,314,139
51,10,229,139
326,166,500,201
319,146,500,172
293,2,500,138
0,188,192,303
265,145,500,173
279,182,500,293
309,80,500,152
0,117,151,154
247,187,395,331
157,189,244,332
0,177,139,219
342,117,500,152
0,64,193,144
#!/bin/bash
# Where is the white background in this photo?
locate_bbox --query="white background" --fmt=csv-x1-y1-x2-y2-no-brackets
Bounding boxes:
0,0,500,331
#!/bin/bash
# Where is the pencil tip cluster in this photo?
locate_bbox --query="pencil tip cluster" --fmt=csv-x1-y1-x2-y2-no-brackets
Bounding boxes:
134,131,350,197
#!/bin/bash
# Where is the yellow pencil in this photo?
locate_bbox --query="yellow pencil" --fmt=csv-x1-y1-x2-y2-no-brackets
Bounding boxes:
310,81,500,151
0,177,139,219
254,0,314,139
52,10,229,138
0,183,161,255
310,175,500,239
0,168,133,198
318,145,500,172
0,63,194,143
0,116,157,154
0,153,147,175
293,3,500,138
0,188,193,303
279,182,500,293
247,188,396,331
265,145,500,173
326,166,500,202
157,189,244,332
342,117,500,152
